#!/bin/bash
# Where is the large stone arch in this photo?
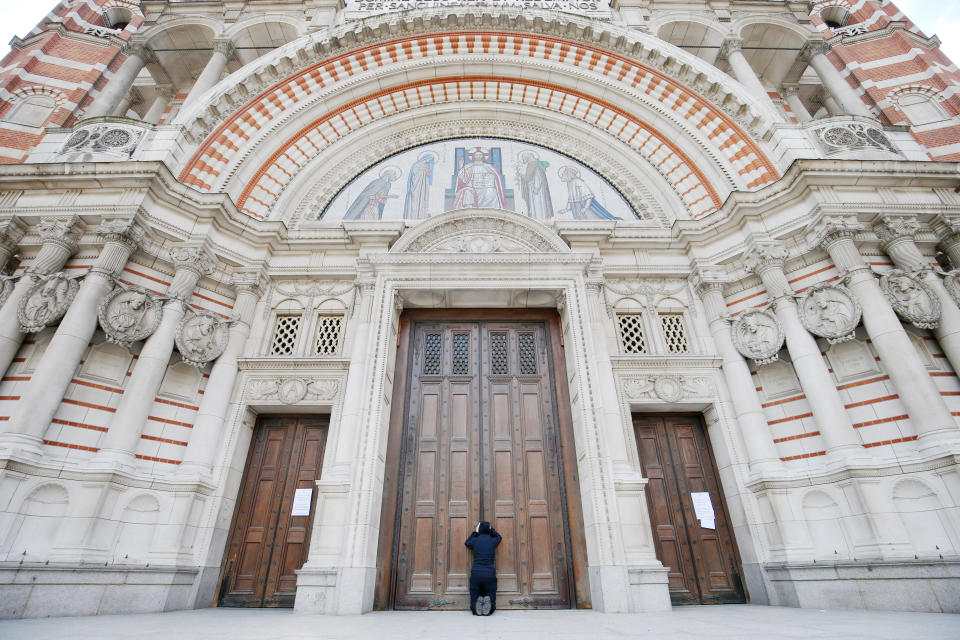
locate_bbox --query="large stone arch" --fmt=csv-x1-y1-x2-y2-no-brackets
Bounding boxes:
173,10,782,222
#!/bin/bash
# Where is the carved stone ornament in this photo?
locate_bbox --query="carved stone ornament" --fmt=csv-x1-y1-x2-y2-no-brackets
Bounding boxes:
17,272,80,333
797,283,862,344
175,310,229,368
810,121,897,156
879,269,941,329
731,309,785,366
943,270,960,309
249,377,340,404
97,285,163,347
0,274,16,309
623,375,715,403
59,122,147,159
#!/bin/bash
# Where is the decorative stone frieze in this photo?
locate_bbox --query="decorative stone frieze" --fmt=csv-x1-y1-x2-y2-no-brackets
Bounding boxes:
248,377,340,404
622,374,715,403
57,122,148,160
17,272,80,332
810,121,898,156
879,269,941,329
731,309,784,365
175,310,229,367
391,210,570,254
273,280,356,298
97,285,163,347
797,283,862,343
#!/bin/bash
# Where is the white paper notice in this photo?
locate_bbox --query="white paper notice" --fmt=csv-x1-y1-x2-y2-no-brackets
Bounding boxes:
291,488,313,516
691,492,716,530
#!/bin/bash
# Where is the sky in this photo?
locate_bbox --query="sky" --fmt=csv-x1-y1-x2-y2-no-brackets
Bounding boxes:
0,1,957,74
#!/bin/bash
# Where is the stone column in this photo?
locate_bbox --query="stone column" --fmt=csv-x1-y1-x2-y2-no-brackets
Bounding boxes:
745,242,867,464
0,217,80,379
874,216,960,377
801,41,872,118
693,269,784,476
143,87,173,124
0,220,142,457
0,218,26,274
179,268,266,475
84,44,151,119
111,92,135,118
811,216,957,451
781,84,812,122
719,38,780,116
183,39,233,106
937,219,960,269
92,246,213,470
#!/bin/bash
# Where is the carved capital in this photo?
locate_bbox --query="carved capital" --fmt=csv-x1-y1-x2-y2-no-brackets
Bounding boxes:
743,241,788,275
211,38,235,58
800,40,831,62
690,266,727,297
35,216,81,253
170,245,214,278
780,84,800,99
807,215,864,250
718,38,743,60
872,216,920,249
0,218,26,253
96,219,144,253
231,267,268,297
123,40,154,64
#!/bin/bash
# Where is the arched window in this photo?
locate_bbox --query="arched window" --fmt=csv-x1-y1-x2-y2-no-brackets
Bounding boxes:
820,6,852,30
3,95,56,128
898,92,946,125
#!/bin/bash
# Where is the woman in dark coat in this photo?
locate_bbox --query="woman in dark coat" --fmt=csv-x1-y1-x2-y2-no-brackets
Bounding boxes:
464,521,501,615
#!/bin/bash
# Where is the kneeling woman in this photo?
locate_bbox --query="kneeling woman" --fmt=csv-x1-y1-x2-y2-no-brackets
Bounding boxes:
465,521,502,615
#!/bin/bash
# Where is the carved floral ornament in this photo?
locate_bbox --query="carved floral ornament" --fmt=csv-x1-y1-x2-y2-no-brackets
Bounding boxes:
622,375,715,403
797,283,861,344
0,273,16,308
97,285,163,347
175,310,230,368
879,269,941,330
731,309,785,366
943,271,960,308
17,272,81,333
249,377,340,404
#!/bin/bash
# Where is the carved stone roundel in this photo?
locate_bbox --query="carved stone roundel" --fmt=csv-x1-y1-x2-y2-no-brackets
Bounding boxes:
731,309,784,365
943,270,960,309
18,273,79,333
97,286,163,347
798,283,861,344
0,275,15,309
879,269,941,330
175,310,229,368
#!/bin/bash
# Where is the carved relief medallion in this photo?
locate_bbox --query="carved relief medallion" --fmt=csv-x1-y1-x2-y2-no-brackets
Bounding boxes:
175,310,229,367
731,309,784,365
879,269,941,329
943,270,960,308
17,272,79,333
798,283,861,344
0,274,15,309
249,377,340,404
622,375,714,402
97,286,163,347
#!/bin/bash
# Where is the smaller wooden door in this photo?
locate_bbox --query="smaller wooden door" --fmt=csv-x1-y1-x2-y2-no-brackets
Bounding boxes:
633,414,745,605
219,415,328,607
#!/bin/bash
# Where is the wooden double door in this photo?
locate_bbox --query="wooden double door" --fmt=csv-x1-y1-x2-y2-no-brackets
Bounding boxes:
382,316,580,610
218,415,328,607
633,414,746,605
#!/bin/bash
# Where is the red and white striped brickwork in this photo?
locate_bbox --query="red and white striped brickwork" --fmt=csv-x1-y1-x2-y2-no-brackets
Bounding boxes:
0,253,234,471
812,0,960,160
0,0,141,163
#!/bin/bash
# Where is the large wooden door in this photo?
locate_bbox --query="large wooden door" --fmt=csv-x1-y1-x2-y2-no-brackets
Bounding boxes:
218,415,328,607
633,414,745,605
391,319,573,610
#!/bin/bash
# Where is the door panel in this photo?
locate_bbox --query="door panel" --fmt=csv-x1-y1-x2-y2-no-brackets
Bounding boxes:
393,320,572,610
219,416,328,608
633,414,745,605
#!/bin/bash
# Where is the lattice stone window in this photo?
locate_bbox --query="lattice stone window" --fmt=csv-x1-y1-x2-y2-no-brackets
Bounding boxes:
314,314,344,356
617,314,646,354
270,314,302,356
659,313,689,354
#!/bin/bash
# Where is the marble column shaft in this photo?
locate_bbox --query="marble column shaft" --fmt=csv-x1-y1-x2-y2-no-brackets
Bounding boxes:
84,45,149,119
818,222,956,445
748,250,865,460
803,42,872,118
183,40,233,106
721,39,781,118
782,86,812,122
93,247,212,467
143,88,172,124
696,279,784,475
0,219,79,381
179,270,265,473
0,222,141,453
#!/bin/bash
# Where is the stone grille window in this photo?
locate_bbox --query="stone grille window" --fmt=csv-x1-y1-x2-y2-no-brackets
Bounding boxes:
423,333,442,375
518,333,537,375
452,333,470,375
314,314,344,356
659,313,689,354
617,314,646,354
490,332,508,375
270,314,302,356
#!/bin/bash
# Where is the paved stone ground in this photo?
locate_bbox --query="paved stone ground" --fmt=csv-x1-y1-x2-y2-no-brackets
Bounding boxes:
1,606,958,640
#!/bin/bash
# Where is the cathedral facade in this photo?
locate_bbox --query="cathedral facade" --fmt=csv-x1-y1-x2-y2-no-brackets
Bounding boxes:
1,0,959,618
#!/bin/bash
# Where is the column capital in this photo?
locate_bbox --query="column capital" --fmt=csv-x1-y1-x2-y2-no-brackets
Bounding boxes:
718,37,743,60
800,39,831,62
743,240,788,275
872,216,920,249
170,245,214,279
231,267,268,298
690,265,727,297
807,215,864,251
0,218,26,255
211,38,235,58
780,83,800,99
96,219,145,253
35,216,81,254
122,39,154,63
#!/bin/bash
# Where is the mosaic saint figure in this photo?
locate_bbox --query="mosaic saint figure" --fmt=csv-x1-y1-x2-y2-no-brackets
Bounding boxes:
516,150,553,219
452,148,507,210
343,167,401,220
403,152,437,219
558,166,619,220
